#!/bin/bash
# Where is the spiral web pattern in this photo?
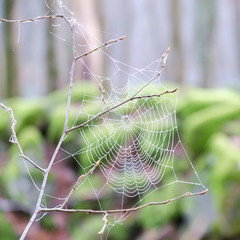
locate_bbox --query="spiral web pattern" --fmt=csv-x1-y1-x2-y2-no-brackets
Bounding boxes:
48,1,207,221
75,84,177,199
64,51,206,215
32,0,206,231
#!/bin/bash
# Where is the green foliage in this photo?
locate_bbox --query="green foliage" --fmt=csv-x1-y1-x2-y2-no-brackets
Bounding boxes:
138,189,182,229
182,98,240,155
5,98,46,133
178,88,240,118
18,126,44,152
1,86,240,239
69,215,103,240
71,81,100,102
2,126,44,209
48,81,100,104
107,223,131,240
0,212,16,240
208,133,240,208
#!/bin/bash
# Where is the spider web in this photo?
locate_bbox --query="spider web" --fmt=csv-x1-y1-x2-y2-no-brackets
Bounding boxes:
41,0,207,232
4,0,207,236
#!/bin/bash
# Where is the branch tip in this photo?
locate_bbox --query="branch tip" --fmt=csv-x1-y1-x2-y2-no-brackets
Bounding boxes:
200,189,208,195
172,88,178,93
119,36,127,40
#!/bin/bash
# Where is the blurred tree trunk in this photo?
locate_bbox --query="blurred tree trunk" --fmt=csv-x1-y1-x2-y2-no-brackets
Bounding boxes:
71,0,103,82
196,0,216,88
234,0,240,80
4,0,18,97
171,0,184,85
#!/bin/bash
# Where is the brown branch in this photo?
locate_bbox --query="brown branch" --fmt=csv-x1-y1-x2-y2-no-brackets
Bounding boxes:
60,160,101,209
39,189,208,215
0,15,64,24
75,36,126,61
66,87,178,134
0,103,45,173
131,47,170,98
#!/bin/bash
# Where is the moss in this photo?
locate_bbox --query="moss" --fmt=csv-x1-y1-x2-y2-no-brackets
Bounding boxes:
178,88,240,118
137,184,182,228
18,126,43,151
2,126,44,209
5,97,46,132
207,133,240,209
71,81,100,102
47,102,102,143
69,215,103,240
48,81,100,105
183,99,240,155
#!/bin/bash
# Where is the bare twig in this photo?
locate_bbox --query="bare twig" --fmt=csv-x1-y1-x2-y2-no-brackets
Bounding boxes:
0,104,45,173
60,160,101,209
19,154,46,173
98,213,108,236
131,47,170,98
39,190,208,214
0,14,64,24
75,36,126,61
66,87,178,134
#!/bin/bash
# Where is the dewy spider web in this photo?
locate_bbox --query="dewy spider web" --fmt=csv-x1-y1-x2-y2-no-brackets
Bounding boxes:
0,1,208,239
73,61,179,201
39,0,208,231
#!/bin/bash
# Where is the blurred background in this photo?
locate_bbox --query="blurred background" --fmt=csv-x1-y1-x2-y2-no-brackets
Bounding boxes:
0,0,240,239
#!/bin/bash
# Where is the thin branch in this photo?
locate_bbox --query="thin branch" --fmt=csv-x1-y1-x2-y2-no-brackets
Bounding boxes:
131,47,170,98
0,15,64,24
75,36,126,61
98,213,108,236
60,160,101,209
20,212,39,240
64,61,76,131
20,132,67,240
66,87,178,134
39,189,208,215
19,154,46,173
0,103,45,173
131,88,178,100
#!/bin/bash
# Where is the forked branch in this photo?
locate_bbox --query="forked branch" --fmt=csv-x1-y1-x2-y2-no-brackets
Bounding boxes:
75,36,126,61
0,104,45,173
60,160,101,209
